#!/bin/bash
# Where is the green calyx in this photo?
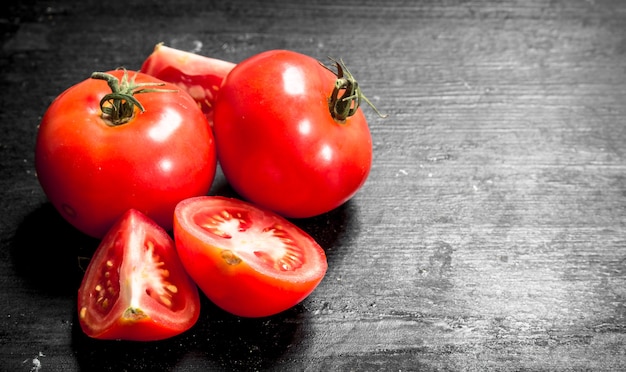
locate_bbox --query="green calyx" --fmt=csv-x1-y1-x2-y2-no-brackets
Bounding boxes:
91,69,176,126
321,57,387,122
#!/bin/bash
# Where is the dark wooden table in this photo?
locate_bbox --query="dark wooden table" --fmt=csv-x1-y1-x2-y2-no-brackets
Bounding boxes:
2,0,625,370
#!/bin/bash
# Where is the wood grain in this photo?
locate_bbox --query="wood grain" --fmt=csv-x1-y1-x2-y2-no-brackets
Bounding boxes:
1,0,625,370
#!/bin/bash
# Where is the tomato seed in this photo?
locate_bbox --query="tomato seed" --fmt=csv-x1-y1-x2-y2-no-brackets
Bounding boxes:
160,296,172,307
166,284,178,293
237,219,248,231
203,224,231,238
279,263,291,271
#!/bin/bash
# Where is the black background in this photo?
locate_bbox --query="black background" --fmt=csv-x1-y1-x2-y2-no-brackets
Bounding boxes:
2,0,626,370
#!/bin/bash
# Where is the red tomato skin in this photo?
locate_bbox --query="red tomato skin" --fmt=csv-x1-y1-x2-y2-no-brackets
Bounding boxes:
213,50,373,218
78,209,201,341
173,196,328,317
35,70,217,238
141,43,235,126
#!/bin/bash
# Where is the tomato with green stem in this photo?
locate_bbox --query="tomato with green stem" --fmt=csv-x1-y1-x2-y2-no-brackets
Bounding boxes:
213,49,385,218
173,196,328,317
78,209,200,341
35,69,216,238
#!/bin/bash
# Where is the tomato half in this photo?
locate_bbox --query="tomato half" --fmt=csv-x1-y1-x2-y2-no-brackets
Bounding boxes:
78,209,200,341
173,196,328,317
141,43,235,126
213,50,374,218
35,69,216,238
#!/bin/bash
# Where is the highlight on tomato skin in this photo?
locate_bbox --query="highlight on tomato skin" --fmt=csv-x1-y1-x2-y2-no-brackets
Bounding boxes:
77,209,201,341
173,196,328,318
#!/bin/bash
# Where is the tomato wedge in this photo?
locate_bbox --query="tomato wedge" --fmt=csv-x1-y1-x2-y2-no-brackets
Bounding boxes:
173,196,328,317
78,209,200,341
140,43,235,125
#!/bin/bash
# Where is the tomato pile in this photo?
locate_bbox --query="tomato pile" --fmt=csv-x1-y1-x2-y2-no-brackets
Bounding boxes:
34,43,382,341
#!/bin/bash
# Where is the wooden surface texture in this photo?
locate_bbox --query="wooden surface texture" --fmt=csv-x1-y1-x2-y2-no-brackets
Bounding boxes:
1,0,626,370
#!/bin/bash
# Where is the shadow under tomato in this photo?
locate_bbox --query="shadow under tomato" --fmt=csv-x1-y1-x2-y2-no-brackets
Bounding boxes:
71,316,188,372
183,299,308,370
291,200,359,264
71,166,358,370
71,182,357,371
10,202,99,296
72,296,306,371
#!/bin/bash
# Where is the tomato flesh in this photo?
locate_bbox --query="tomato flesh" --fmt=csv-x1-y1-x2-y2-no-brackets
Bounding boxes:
78,209,200,341
141,43,235,126
173,196,328,317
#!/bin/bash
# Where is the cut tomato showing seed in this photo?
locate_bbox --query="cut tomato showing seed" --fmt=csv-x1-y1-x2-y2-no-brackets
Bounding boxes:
173,196,328,317
140,43,235,126
77,209,200,341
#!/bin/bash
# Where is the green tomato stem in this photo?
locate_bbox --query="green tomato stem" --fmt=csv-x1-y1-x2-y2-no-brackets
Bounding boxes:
321,58,387,122
91,70,176,126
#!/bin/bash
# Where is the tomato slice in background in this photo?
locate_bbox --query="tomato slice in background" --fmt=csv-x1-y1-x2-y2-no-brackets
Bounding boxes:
78,209,200,341
173,196,328,318
141,43,235,125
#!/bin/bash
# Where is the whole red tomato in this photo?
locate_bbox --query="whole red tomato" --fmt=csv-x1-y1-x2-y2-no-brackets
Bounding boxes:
213,50,375,218
35,70,216,238
173,196,327,317
78,209,200,341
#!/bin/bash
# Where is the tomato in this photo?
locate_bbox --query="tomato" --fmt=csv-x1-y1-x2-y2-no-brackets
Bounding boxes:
78,209,200,341
173,196,327,317
141,43,235,126
213,50,377,218
35,69,217,238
